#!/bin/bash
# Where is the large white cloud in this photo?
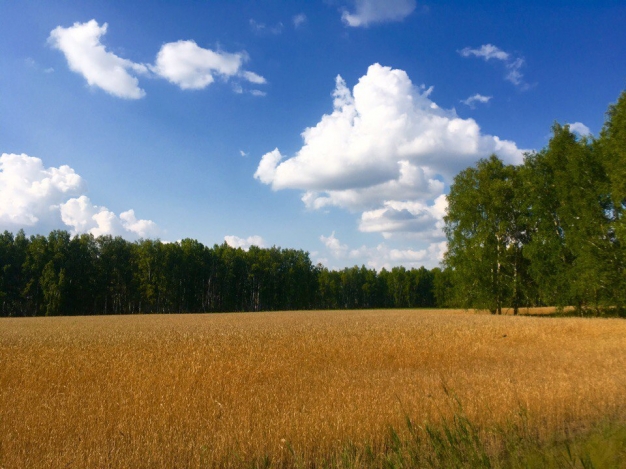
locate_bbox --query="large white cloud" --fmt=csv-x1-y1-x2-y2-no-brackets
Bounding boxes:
341,0,417,27
255,64,525,267
1,153,159,239
48,20,148,99
255,63,523,224
0,153,84,228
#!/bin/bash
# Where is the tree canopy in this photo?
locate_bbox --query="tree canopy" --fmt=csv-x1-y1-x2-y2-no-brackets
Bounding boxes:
444,90,626,315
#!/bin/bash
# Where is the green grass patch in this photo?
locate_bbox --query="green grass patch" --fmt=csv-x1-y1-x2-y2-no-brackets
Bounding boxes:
246,409,626,468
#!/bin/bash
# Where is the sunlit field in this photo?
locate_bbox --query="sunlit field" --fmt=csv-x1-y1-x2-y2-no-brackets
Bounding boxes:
1,309,625,467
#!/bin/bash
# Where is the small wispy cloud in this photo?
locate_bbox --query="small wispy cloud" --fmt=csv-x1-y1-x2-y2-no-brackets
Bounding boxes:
461,93,492,109
459,44,509,61
341,0,417,27
25,57,55,74
249,19,283,35
459,43,529,89
293,13,307,28
242,71,267,84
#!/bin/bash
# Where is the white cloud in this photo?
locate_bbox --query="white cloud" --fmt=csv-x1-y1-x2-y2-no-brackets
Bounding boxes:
0,153,159,239
459,44,509,61
250,89,267,97
505,57,525,87
153,40,244,90
50,20,265,97
320,231,349,257
48,20,147,99
319,231,446,270
255,63,523,240
254,148,283,185
256,64,525,268
293,14,307,28
0,153,84,228
119,209,159,238
242,71,267,84
459,44,528,88
341,0,417,27
59,197,160,238
567,122,591,136
25,57,54,74
461,93,492,109
249,19,283,35
359,194,447,240
224,235,265,251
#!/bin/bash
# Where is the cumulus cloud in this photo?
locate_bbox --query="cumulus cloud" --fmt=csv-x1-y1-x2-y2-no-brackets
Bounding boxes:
50,20,266,97
255,64,525,267
341,0,417,27
567,122,591,136
1,153,159,239
459,44,528,88
48,20,148,99
255,64,523,234
153,40,248,90
461,93,492,109
0,153,84,228
359,194,447,239
224,235,265,250
319,232,446,270
320,232,350,258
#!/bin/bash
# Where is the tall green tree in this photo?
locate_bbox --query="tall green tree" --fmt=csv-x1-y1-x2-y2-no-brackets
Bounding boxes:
444,155,526,314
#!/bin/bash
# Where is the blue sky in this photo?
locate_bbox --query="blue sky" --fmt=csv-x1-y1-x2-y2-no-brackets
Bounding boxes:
1,0,625,270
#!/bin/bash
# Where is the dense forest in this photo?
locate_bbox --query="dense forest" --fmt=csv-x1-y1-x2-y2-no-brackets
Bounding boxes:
0,232,443,316
1,91,625,317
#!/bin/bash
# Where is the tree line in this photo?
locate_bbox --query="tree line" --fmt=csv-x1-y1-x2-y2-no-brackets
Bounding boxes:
443,90,626,315
3,91,624,317
0,231,445,316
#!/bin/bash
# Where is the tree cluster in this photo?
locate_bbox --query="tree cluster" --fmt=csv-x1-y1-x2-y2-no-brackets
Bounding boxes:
444,91,626,315
0,231,444,317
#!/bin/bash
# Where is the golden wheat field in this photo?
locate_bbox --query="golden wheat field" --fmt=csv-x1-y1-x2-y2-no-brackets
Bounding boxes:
1,309,625,468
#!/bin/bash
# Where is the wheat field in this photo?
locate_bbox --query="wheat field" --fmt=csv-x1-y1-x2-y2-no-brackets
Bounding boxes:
1,309,625,467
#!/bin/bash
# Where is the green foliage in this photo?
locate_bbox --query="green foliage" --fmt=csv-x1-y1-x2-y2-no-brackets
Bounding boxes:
444,155,530,314
444,90,626,316
0,232,444,316
243,409,626,468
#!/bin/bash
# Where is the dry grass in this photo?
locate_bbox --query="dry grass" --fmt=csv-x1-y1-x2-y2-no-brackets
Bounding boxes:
1,309,625,468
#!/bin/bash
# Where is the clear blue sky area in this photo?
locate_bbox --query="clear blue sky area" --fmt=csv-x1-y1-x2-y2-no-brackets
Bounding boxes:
1,0,625,269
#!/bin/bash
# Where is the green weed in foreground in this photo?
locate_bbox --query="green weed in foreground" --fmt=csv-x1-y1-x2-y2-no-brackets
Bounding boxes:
246,411,626,469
